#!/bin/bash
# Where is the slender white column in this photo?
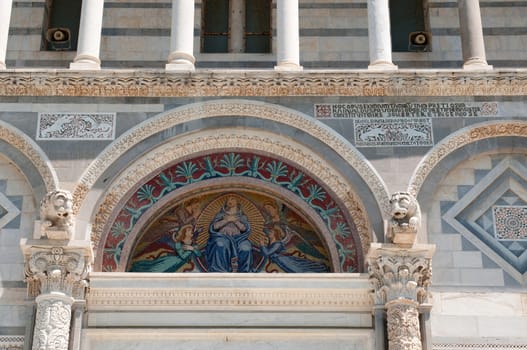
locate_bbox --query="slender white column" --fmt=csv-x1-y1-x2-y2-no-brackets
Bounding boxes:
0,0,13,69
166,0,195,71
458,0,492,70
275,0,302,70
367,0,397,70
70,0,105,70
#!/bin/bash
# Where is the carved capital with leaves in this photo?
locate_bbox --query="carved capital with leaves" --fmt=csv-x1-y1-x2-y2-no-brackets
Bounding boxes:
367,243,435,305
23,244,91,299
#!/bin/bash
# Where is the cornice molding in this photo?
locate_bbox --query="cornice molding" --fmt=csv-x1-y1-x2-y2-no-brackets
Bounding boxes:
87,272,372,311
1,69,527,97
87,286,372,312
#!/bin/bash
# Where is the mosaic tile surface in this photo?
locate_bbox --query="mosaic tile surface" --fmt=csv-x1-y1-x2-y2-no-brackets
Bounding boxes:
493,206,527,240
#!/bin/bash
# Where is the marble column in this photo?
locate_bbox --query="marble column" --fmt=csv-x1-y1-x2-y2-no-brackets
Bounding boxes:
70,0,105,69
368,243,435,350
275,0,302,70
367,0,397,70
166,0,195,71
458,0,492,69
21,242,92,350
0,0,13,69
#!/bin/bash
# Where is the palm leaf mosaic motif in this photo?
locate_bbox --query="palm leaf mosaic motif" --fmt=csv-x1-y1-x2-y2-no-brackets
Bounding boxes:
102,152,359,272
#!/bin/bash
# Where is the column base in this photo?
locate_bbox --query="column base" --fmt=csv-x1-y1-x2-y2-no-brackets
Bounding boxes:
368,60,398,71
166,61,195,71
463,58,492,70
0,62,5,70
166,51,195,71
274,62,303,71
70,60,101,70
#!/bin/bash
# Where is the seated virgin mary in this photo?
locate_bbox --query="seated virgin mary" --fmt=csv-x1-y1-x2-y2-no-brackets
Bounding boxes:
206,195,253,272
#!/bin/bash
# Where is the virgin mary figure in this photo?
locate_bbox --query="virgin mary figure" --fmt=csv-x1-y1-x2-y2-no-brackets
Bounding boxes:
206,195,253,272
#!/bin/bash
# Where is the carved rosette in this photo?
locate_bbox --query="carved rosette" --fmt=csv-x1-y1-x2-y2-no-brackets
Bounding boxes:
386,299,422,350
32,296,72,350
25,246,90,299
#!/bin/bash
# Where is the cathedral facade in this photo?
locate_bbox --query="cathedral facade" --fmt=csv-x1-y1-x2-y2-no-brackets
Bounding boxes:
0,1,526,349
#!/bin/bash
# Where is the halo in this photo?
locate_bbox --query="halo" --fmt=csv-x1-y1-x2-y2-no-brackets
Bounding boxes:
195,193,265,247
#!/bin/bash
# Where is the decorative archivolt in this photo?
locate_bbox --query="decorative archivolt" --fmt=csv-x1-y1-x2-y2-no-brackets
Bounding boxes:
91,129,372,270
0,120,58,194
74,99,390,216
408,120,527,197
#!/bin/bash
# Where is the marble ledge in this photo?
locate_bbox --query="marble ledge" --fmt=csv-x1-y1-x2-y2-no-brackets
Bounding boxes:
1,68,527,97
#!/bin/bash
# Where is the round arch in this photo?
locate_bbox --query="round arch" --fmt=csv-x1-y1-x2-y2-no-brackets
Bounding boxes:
408,120,527,208
92,129,368,272
74,100,390,272
0,120,58,200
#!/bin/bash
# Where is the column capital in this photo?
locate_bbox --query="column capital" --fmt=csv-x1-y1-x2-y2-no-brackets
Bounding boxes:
367,243,435,306
21,240,92,299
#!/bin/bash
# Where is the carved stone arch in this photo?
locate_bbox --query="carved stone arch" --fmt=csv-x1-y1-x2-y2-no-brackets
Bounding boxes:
91,129,370,273
408,120,527,208
75,100,389,246
408,120,527,285
0,120,58,200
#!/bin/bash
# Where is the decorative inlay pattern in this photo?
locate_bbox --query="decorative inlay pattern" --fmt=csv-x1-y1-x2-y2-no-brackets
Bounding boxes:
493,206,527,240
0,192,20,230
354,118,433,147
0,336,24,350
87,287,373,311
37,112,115,140
94,133,369,272
0,70,527,97
74,101,389,220
409,121,527,197
442,156,527,284
0,121,58,193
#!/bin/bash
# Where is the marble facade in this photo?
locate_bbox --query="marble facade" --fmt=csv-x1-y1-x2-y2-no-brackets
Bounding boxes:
0,1,527,350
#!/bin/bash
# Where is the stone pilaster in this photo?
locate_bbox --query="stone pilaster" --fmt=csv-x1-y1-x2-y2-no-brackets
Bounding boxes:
458,0,492,70
70,0,104,70
367,0,397,70
275,0,302,71
21,241,92,350
368,243,435,350
0,0,13,69
166,0,195,71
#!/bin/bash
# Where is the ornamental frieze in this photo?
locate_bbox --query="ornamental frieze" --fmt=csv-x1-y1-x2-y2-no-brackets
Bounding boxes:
1,70,527,97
